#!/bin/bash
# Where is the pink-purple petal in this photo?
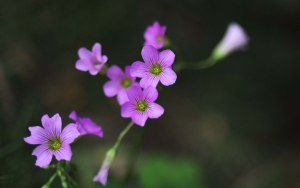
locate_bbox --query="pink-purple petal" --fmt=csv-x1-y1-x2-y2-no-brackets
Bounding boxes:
24,126,48,145
69,111,77,121
106,65,124,80
60,123,80,144
42,114,62,138
53,144,72,161
160,68,177,86
141,45,159,65
92,43,102,60
69,111,103,137
130,61,148,78
89,67,100,76
132,112,148,126
93,166,109,185
103,80,122,97
140,74,160,88
126,86,143,103
159,49,175,68
147,103,164,118
32,145,53,167
117,89,129,105
78,118,103,137
101,55,108,63
121,102,136,118
78,47,93,59
75,59,91,71
143,86,158,103
125,66,135,80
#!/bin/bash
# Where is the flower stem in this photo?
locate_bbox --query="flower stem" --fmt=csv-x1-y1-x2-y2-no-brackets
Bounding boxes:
41,173,57,188
114,121,135,150
174,58,217,72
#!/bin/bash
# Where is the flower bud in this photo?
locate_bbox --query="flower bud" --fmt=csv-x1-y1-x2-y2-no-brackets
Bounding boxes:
93,147,117,185
211,22,249,61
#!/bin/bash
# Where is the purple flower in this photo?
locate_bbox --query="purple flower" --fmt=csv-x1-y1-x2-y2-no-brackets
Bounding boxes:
75,43,108,75
103,65,139,105
212,22,249,61
121,85,164,126
131,45,177,88
69,111,103,137
24,114,80,168
144,21,166,49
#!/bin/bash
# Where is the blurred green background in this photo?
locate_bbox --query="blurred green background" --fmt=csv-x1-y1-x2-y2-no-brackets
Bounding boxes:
1,0,300,187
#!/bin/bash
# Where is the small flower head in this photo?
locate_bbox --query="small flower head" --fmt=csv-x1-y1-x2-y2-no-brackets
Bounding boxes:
144,21,166,49
212,22,249,61
69,111,103,137
121,85,164,126
24,114,80,168
131,45,177,88
103,65,139,105
75,43,108,75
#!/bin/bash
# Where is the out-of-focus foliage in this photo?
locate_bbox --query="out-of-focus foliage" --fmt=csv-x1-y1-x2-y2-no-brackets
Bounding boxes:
137,153,205,188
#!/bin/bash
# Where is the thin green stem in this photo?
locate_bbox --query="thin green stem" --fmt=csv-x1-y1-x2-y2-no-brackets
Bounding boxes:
174,58,217,72
114,121,135,150
41,173,57,188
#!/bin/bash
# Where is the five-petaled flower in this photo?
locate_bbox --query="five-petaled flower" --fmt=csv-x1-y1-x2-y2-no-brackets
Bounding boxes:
103,65,138,105
75,43,108,75
24,114,80,168
69,111,103,137
144,21,166,49
121,85,164,126
131,45,177,89
211,22,249,61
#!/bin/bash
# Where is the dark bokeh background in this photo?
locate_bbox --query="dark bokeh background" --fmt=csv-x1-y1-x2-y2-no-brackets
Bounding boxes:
1,0,300,187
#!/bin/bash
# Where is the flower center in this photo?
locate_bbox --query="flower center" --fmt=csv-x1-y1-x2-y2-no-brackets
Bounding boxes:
150,64,163,76
136,100,149,112
94,61,102,65
48,138,62,151
156,36,163,43
121,77,132,88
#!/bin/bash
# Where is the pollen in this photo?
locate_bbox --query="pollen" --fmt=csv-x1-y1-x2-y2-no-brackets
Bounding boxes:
156,36,163,43
121,77,132,88
48,138,62,151
94,61,102,65
136,101,149,112
150,64,163,76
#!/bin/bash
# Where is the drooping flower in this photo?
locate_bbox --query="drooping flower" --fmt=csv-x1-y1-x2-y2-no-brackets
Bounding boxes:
131,45,177,88
24,114,80,168
103,65,138,105
93,147,116,186
69,111,103,137
144,21,166,49
211,22,249,61
75,43,108,75
121,85,164,126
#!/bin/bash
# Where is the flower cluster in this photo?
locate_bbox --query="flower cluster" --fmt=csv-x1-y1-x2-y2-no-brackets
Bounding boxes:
24,20,249,187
